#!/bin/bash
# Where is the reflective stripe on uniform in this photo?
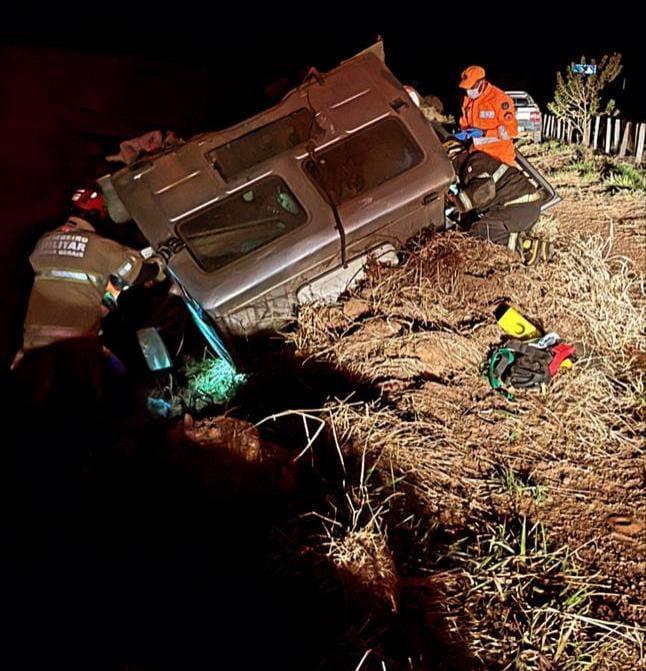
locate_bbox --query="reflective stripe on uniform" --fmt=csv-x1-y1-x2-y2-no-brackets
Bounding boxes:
458,190,473,211
473,164,507,184
503,192,541,207
25,324,88,339
35,269,106,294
507,232,519,252
492,164,509,183
116,260,134,278
479,110,495,119
473,136,499,146
36,269,94,282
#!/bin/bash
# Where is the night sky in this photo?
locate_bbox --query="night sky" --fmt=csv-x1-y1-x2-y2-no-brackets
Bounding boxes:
6,12,646,123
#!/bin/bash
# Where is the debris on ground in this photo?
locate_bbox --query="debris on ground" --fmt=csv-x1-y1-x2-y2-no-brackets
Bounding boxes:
487,305,577,399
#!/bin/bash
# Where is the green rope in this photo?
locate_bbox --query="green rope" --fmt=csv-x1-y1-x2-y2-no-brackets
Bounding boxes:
488,347,516,401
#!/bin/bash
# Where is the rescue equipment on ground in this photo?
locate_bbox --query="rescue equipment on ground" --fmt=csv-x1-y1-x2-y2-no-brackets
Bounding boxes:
487,306,577,399
495,305,541,339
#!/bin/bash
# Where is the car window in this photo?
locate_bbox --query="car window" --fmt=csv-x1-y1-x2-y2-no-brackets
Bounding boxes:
303,117,424,205
511,95,532,107
207,109,315,180
177,176,307,272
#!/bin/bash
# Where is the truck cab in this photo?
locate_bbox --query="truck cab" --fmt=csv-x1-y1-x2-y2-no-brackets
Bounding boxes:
103,44,454,354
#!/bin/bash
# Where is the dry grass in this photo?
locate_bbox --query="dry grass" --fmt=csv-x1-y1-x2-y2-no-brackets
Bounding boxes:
321,451,400,611
435,513,644,670
281,399,644,669
281,143,646,669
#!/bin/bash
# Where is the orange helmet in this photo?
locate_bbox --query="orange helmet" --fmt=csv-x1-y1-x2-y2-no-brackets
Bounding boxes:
459,65,486,89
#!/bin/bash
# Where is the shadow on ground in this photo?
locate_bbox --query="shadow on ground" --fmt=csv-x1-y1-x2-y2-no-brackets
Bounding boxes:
2,332,475,671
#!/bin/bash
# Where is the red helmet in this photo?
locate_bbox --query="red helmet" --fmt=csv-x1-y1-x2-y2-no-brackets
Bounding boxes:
71,187,107,219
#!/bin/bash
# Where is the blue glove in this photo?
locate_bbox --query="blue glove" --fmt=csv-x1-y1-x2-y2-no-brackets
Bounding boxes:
454,128,484,141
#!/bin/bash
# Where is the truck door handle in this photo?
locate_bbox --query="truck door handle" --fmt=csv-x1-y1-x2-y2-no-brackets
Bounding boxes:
422,191,439,205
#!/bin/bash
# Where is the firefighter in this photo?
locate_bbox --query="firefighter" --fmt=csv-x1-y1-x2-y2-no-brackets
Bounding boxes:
445,141,552,264
12,187,164,405
458,65,518,165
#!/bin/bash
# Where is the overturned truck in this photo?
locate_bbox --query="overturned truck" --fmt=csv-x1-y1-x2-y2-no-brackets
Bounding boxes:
100,43,556,366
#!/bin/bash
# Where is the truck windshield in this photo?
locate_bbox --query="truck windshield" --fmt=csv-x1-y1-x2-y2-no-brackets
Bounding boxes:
303,117,423,205
177,176,306,272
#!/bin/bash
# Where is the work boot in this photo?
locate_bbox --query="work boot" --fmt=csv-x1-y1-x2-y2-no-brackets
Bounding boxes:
512,233,554,265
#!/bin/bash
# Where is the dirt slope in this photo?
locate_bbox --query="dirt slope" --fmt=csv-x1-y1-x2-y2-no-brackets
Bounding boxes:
285,143,645,670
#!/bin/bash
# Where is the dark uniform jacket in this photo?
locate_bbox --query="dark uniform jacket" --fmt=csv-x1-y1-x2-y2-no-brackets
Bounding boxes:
23,217,143,350
453,151,539,214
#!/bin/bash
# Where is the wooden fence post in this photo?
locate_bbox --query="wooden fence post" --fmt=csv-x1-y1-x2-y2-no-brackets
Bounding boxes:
619,121,632,158
636,123,645,165
539,115,641,158
613,118,621,153
593,116,600,149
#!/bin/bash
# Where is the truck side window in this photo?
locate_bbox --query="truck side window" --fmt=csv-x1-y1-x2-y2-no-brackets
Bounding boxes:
176,177,306,272
303,118,423,205
207,109,314,180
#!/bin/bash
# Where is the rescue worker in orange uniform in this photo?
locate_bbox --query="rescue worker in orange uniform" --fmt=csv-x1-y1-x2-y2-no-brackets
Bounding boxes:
458,65,518,165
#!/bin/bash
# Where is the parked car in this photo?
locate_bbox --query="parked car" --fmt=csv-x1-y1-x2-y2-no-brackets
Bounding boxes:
506,90,542,143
